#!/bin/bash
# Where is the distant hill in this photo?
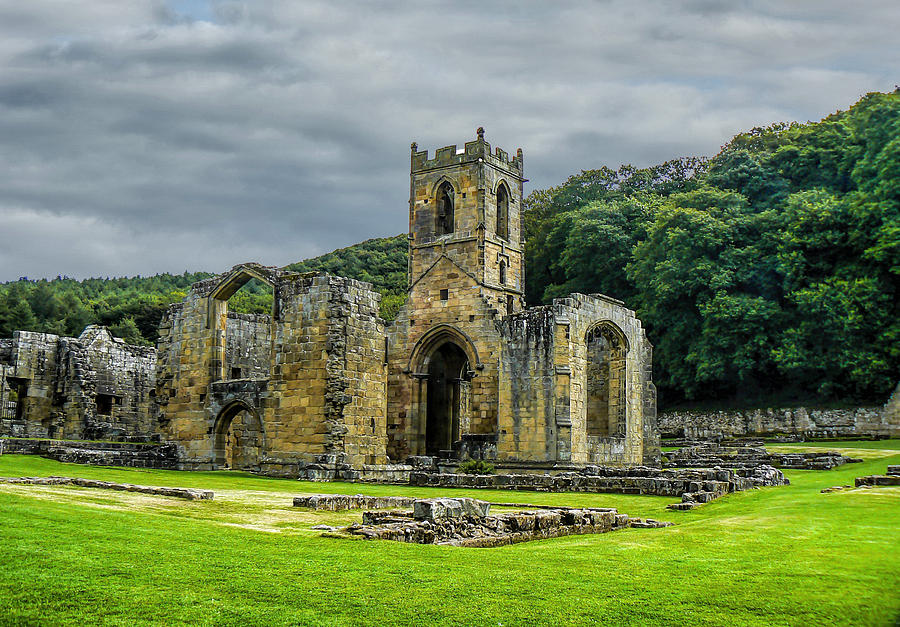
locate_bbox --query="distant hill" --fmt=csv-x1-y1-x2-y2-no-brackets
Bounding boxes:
0,235,408,346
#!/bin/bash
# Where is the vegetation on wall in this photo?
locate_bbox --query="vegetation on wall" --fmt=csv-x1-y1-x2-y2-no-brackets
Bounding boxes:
1,92,896,408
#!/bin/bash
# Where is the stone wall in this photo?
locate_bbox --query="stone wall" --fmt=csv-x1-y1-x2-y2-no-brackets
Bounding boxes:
0,438,177,468
658,405,898,440
0,326,157,441
156,264,387,473
0,476,210,499
225,313,271,380
409,464,786,497
346,504,671,547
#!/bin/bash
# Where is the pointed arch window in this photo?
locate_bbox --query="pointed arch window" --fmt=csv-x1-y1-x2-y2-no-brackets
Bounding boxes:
436,182,455,235
496,183,509,240
499,260,507,285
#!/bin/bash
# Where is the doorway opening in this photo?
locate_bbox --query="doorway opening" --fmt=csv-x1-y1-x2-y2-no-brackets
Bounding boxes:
425,342,470,456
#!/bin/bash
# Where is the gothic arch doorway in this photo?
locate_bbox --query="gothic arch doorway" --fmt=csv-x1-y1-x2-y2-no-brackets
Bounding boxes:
424,341,471,456
213,402,264,470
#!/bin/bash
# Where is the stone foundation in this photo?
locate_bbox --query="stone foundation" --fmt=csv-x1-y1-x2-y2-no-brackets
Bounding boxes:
343,497,672,547
854,475,900,487
665,443,862,471
408,465,787,503
0,476,213,500
293,494,418,511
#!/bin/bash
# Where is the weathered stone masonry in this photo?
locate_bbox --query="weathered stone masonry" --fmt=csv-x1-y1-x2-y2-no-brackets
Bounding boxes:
3,131,660,478
0,326,157,441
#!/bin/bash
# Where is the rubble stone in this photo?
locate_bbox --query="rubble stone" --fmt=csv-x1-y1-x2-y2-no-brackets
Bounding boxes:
344,506,671,547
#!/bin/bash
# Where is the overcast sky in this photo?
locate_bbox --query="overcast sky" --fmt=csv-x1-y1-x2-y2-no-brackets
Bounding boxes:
0,1,897,281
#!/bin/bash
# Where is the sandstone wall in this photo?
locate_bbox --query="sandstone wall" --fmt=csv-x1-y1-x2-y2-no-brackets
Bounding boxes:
0,327,156,440
658,404,898,440
224,313,271,379
157,265,387,473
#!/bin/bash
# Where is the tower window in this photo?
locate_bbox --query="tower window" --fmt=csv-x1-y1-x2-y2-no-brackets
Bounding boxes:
499,260,507,285
440,289,449,300
436,182,455,235
497,183,509,240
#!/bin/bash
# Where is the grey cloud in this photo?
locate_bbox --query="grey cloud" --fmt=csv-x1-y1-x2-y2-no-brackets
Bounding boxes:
0,0,897,281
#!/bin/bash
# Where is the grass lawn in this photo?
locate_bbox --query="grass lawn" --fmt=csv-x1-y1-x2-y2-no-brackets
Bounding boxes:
1,442,898,626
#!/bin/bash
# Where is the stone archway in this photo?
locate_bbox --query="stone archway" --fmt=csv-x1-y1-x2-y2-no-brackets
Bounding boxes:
213,402,264,470
406,325,480,457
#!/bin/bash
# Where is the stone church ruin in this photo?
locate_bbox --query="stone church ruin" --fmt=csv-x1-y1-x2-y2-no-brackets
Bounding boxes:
4,130,895,478
152,129,659,478
1,131,658,476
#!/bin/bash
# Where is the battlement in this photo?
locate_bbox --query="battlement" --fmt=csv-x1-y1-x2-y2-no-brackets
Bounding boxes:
411,127,524,177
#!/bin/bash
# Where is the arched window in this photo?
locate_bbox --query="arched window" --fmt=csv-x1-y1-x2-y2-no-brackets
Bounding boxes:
586,324,628,438
496,183,509,240
499,260,507,285
436,182,455,235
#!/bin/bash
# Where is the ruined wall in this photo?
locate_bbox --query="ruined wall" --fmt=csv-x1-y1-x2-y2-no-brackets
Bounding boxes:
498,307,558,462
658,405,898,440
157,266,387,474
224,313,271,379
0,327,157,440
497,293,656,466
58,327,157,440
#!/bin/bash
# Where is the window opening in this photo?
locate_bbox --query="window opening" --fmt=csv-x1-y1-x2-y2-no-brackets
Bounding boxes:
496,183,509,240
96,394,115,416
436,182,455,235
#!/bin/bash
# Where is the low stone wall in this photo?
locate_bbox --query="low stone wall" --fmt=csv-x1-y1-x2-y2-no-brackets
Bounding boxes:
658,405,897,440
1,437,178,469
293,494,418,511
665,443,862,471
409,465,787,505
344,499,671,547
854,475,900,487
0,476,213,500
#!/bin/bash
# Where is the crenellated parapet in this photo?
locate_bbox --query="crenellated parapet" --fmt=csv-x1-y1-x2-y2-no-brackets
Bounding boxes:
411,127,524,178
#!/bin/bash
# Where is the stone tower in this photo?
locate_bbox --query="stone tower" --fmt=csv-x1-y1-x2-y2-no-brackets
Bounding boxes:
408,127,526,315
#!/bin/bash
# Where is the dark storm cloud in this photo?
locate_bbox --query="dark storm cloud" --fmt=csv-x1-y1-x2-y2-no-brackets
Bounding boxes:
0,0,898,280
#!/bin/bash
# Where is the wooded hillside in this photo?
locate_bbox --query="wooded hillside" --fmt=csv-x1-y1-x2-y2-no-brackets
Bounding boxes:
1,91,896,408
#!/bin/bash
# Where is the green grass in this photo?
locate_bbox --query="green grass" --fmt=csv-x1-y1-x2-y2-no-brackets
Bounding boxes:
1,442,899,626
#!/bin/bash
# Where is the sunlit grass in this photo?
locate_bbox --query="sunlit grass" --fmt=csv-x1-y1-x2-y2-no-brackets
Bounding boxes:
1,442,898,626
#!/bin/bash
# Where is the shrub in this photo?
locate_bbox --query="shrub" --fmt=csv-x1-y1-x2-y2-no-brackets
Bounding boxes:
457,459,495,475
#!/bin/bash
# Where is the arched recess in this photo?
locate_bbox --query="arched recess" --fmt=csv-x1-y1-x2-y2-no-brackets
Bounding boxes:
584,321,629,438
496,181,510,240
435,180,455,235
213,401,265,470
407,324,481,456
206,264,278,382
